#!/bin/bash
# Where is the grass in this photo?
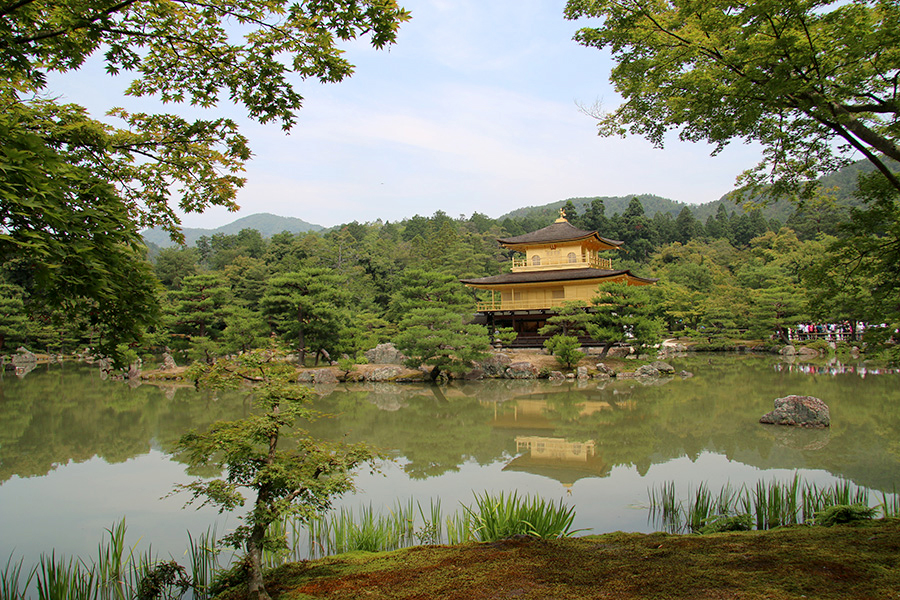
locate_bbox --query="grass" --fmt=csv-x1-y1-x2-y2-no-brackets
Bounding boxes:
649,475,893,534
6,481,897,598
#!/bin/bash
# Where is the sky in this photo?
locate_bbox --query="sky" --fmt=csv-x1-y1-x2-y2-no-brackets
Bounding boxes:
53,0,764,230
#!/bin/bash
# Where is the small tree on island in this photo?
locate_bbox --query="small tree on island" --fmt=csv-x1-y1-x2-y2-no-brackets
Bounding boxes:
544,334,585,369
173,349,378,600
591,281,664,359
395,307,491,381
539,301,597,369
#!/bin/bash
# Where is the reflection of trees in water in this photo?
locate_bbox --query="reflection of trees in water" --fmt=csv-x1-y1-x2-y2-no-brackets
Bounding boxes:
2,357,900,491
0,364,252,482
310,385,510,480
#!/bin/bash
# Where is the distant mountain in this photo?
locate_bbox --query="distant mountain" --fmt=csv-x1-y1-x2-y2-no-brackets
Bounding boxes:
142,213,324,248
498,159,896,226
497,194,689,222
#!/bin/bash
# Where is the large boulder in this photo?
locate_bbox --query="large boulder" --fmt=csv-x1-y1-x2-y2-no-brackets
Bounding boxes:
364,343,407,365
760,395,831,428
98,357,113,380
12,347,37,366
478,353,512,378
463,367,485,380
606,346,633,358
298,369,338,384
635,364,661,378
505,362,538,379
126,358,142,380
650,361,675,374
161,352,178,370
595,362,615,378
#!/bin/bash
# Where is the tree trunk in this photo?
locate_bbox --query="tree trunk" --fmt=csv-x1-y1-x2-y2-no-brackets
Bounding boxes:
598,341,615,360
297,307,306,365
246,404,279,600
776,325,791,345
246,527,271,600
297,328,306,365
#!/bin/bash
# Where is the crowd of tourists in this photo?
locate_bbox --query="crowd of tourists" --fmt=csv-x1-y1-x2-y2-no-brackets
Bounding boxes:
789,321,865,342
773,361,900,377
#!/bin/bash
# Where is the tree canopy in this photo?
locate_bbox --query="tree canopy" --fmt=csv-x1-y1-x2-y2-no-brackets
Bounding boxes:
174,349,377,599
1,0,410,360
565,0,900,198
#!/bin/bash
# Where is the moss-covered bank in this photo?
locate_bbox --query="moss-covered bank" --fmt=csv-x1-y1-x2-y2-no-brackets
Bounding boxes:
216,519,900,599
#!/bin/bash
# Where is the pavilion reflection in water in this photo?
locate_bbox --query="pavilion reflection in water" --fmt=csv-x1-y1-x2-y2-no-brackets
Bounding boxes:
489,388,636,490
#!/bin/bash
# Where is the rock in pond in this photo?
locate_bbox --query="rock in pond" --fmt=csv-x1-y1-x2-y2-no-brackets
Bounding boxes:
759,395,830,428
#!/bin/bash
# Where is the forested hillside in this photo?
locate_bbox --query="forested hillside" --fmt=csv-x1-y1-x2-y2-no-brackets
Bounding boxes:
4,159,897,366
500,159,897,229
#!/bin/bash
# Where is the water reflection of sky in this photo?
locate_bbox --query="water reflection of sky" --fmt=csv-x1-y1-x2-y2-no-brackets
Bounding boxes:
0,451,233,560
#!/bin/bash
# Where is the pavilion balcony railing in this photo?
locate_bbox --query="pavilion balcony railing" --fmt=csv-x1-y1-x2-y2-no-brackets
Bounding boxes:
475,298,575,312
511,256,612,271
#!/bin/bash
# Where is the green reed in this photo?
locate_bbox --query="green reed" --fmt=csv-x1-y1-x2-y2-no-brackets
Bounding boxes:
1,555,34,600
880,485,900,518
463,491,582,542
446,510,475,545
186,527,223,599
649,475,894,534
3,521,222,600
35,552,98,600
299,493,581,558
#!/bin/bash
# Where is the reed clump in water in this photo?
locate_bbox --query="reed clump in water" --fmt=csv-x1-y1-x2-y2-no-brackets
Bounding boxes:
648,475,895,534
1,521,223,600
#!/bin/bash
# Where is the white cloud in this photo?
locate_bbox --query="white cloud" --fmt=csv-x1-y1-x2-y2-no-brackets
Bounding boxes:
45,0,764,230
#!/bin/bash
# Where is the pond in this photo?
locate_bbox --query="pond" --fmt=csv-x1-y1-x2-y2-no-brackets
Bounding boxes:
2,354,899,569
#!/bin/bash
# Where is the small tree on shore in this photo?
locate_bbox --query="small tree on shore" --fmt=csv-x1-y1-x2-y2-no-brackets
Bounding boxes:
544,334,585,369
539,301,598,338
591,281,664,358
173,349,378,600
395,307,491,381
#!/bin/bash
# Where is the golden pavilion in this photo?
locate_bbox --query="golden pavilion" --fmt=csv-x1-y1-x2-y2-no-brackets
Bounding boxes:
460,211,656,344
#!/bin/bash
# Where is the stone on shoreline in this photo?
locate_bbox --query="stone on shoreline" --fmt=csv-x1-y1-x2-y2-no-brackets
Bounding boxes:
298,369,339,384
506,362,538,379
364,343,407,365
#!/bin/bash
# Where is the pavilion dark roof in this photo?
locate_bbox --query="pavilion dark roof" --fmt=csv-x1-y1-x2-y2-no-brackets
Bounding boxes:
459,268,657,286
496,221,623,247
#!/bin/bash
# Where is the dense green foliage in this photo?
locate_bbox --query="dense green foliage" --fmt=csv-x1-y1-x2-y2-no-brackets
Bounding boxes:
565,0,900,199
3,180,899,363
0,0,410,363
543,335,585,369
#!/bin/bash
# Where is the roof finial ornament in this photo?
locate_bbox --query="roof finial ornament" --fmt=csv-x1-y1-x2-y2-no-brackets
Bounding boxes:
555,208,568,223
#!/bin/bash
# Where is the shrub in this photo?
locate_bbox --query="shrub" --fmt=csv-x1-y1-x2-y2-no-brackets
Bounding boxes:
543,335,584,369
813,504,877,526
699,514,753,534
801,339,833,355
